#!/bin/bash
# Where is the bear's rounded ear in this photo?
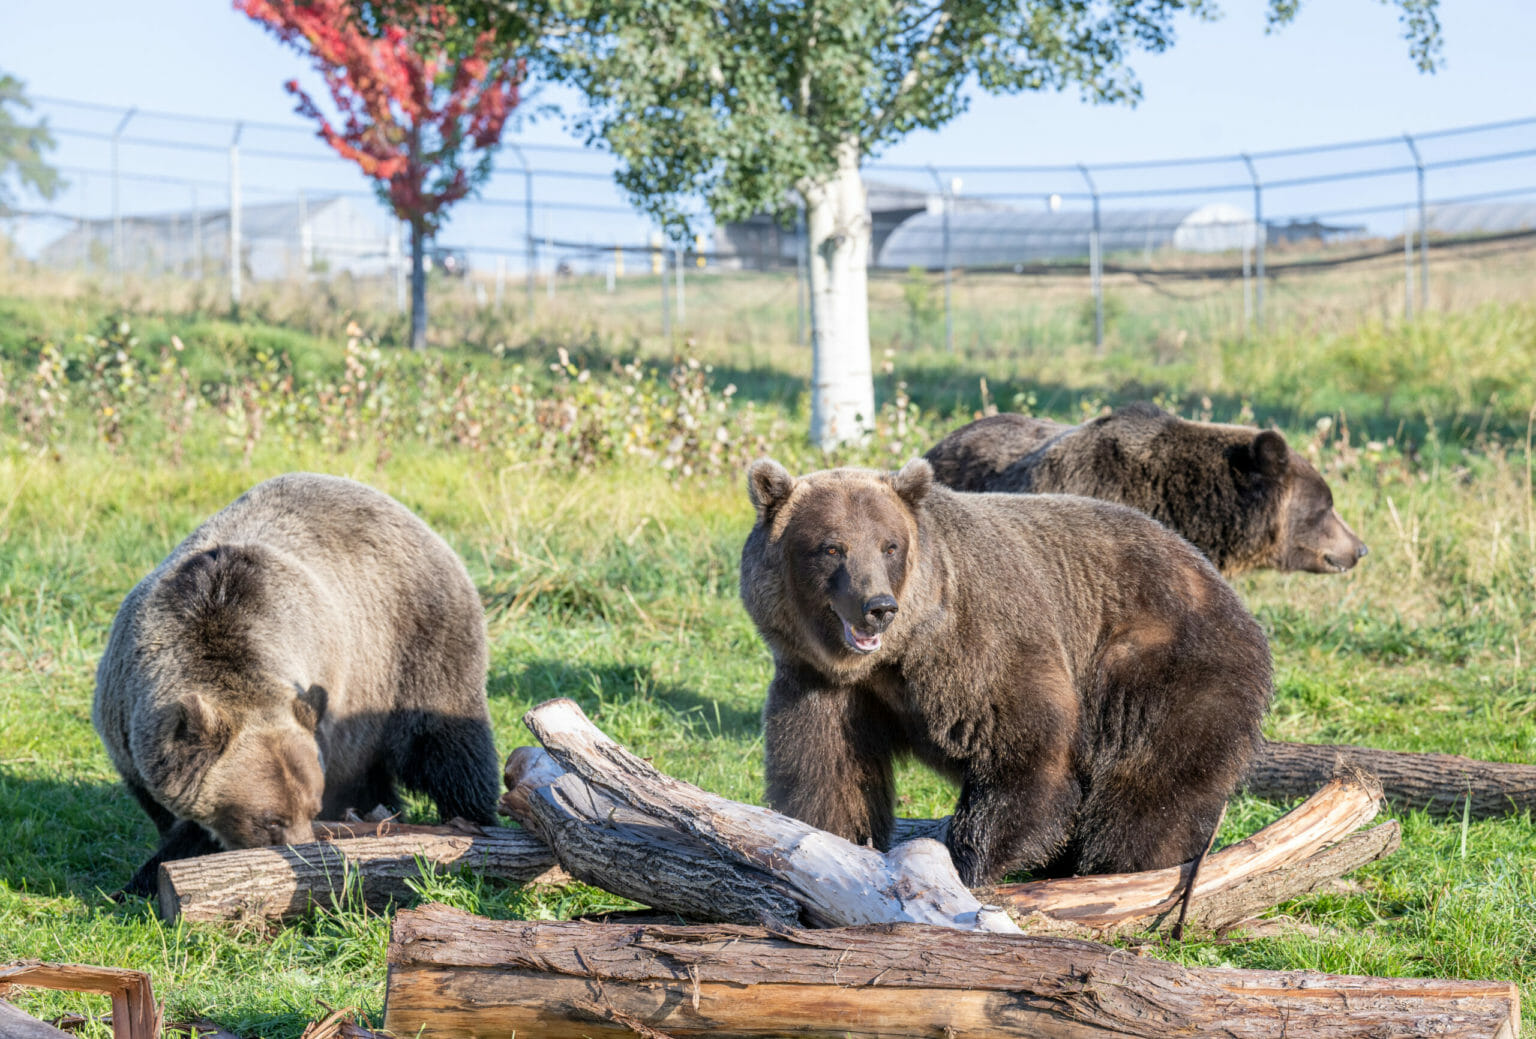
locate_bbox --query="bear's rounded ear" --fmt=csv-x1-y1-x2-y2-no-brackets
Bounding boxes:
293,684,328,731
747,458,796,518
175,693,232,753
1252,430,1289,479
891,458,934,508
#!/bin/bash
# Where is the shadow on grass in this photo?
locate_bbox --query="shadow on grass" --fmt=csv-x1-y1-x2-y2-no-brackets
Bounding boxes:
489,658,760,740
0,768,154,900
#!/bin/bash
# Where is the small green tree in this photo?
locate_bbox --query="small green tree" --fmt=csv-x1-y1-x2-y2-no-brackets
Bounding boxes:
0,72,64,214
436,0,1441,446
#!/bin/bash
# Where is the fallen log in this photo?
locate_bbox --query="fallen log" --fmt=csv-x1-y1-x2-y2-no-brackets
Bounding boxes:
383,903,1521,1039
512,697,1020,933
0,999,73,1039
1250,739,1536,818
507,698,1394,937
983,771,1392,936
156,823,562,924
0,963,160,1039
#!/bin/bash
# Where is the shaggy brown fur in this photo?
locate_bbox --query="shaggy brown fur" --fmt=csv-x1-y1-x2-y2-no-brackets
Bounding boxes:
94,473,498,896
739,458,1273,886
924,403,1367,576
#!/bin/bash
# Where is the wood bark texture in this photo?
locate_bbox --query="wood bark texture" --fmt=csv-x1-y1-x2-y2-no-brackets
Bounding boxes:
383,904,1521,1039
983,771,1388,936
0,999,73,1039
1251,739,1536,818
514,698,1020,932
156,824,559,924
508,705,1395,938
0,962,160,1039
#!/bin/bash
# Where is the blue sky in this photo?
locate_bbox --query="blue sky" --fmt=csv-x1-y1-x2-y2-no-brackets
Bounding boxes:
5,1,1534,265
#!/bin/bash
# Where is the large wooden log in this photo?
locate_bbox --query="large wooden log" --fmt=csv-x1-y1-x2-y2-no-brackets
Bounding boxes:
383,903,1521,1039
0,963,160,1039
984,770,1390,936
0,999,74,1039
156,823,560,924
508,700,1394,937
516,697,1021,932
1251,739,1536,818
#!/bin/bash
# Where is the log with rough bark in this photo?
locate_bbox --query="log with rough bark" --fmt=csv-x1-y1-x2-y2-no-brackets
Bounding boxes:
383,903,1521,1039
0,999,73,1039
156,822,562,925
1251,739,1536,818
0,963,160,1039
981,771,1393,936
510,697,1021,932
507,698,1396,937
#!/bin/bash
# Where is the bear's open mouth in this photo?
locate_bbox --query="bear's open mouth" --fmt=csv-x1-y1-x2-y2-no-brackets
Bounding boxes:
1322,553,1354,573
841,619,882,654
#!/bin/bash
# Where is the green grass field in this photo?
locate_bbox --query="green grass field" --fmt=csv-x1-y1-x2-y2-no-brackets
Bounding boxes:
2,262,1535,1036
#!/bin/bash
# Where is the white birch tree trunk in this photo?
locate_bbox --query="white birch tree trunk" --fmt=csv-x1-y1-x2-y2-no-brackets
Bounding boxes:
801,137,875,449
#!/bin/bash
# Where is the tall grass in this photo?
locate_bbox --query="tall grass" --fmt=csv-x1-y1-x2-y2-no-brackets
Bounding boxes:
1,262,1535,1034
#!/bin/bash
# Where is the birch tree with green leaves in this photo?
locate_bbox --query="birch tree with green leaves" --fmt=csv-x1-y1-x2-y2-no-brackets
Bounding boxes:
430,0,1441,448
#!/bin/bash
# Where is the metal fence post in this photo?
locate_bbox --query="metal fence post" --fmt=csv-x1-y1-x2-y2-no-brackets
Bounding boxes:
675,244,685,329
1242,238,1253,329
229,121,243,308
1403,132,1428,309
506,142,535,317
111,106,137,279
1239,153,1264,333
1403,208,1415,320
1077,163,1103,351
297,189,310,277
190,184,202,281
394,221,406,313
926,166,955,353
660,238,671,340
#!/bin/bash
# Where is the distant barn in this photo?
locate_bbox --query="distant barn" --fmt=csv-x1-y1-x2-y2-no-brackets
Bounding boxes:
39,195,397,280
1425,201,1536,236
712,179,1002,270
877,203,1260,271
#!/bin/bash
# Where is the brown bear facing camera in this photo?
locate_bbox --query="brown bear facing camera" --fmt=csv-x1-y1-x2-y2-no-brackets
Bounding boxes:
739,458,1273,885
924,402,1367,576
93,473,500,896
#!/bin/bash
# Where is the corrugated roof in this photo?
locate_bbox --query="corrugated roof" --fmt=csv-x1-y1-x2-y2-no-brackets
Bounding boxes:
1424,202,1536,235
877,203,1256,269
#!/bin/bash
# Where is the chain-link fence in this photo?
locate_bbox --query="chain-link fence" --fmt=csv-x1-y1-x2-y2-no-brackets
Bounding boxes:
5,95,1535,355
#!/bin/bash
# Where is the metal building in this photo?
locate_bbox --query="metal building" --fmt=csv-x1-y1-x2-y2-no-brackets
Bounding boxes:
876,203,1260,271
38,195,397,280
1424,201,1536,236
712,179,1001,270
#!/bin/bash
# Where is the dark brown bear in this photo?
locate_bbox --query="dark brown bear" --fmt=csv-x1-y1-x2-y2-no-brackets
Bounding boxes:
94,473,500,896
739,458,1273,886
924,402,1367,576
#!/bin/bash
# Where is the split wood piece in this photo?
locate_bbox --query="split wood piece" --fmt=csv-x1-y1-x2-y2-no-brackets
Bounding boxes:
982,770,1390,936
0,998,74,1039
516,697,1021,932
383,903,1521,1039
156,824,560,924
0,962,160,1039
1251,738,1536,818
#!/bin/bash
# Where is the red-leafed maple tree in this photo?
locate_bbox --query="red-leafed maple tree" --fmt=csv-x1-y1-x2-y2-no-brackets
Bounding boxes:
238,0,523,349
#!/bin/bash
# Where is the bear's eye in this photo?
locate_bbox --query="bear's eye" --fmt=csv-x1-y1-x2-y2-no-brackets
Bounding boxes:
883,542,899,556
824,545,843,558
